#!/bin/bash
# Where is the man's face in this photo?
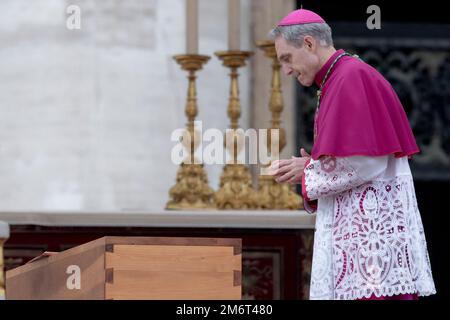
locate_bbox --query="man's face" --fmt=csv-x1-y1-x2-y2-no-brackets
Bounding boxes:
275,36,320,87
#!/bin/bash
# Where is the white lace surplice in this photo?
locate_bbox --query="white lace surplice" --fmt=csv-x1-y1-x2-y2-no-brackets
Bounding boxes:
303,155,436,300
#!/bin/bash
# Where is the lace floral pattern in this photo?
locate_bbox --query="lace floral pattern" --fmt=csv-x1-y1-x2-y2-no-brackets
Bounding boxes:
307,157,436,300
304,157,364,201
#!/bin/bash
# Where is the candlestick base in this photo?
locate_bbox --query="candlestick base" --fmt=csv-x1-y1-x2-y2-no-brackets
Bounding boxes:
214,164,257,209
166,163,215,210
256,175,303,210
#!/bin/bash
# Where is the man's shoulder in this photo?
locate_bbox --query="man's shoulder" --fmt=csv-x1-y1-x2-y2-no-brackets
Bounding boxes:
338,57,378,78
333,57,391,90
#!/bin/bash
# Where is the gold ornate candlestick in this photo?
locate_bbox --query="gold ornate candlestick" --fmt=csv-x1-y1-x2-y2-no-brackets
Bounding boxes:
214,51,257,209
255,40,303,210
166,54,215,210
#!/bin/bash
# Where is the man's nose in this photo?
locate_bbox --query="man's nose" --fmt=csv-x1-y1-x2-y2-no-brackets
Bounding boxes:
282,65,293,76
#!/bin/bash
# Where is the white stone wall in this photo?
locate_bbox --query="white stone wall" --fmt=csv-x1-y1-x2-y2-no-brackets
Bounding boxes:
0,0,253,211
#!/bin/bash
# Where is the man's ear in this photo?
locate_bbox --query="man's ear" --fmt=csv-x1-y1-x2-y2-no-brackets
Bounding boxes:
303,36,315,50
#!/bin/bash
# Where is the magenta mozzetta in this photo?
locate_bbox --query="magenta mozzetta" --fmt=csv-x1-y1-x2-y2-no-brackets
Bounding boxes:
311,49,420,160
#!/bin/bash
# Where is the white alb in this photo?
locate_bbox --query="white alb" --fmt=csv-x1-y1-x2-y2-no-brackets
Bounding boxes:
303,155,436,300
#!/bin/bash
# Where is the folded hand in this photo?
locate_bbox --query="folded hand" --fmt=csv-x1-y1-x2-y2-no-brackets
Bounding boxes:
268,148,311,185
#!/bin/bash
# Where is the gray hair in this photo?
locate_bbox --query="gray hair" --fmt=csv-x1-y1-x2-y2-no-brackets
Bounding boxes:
269,23,334,48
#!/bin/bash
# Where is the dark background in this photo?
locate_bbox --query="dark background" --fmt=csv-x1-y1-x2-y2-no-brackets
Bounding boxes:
296,0,449,24
295,0,450,300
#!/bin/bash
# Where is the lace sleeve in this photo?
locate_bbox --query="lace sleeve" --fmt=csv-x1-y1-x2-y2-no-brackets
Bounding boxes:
302,155,389,202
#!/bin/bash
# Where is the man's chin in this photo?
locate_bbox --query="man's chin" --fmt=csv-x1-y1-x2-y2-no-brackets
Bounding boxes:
297,79,313,87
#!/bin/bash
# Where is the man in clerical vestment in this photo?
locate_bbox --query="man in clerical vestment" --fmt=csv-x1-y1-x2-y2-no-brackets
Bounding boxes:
269,8,436,300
